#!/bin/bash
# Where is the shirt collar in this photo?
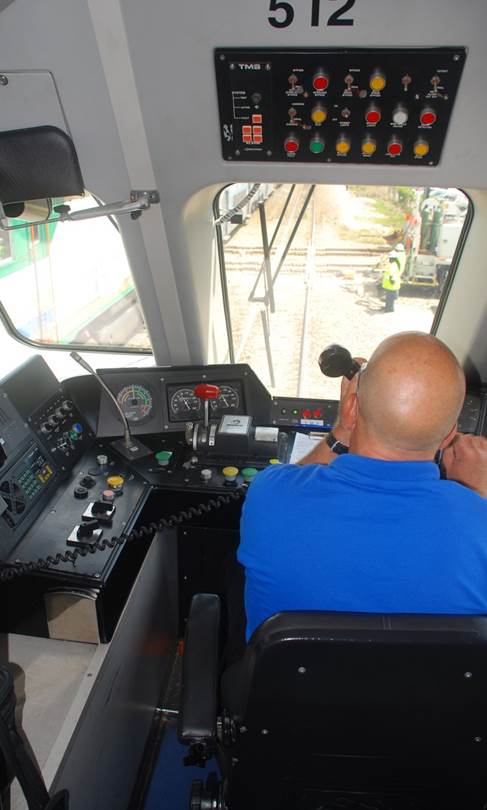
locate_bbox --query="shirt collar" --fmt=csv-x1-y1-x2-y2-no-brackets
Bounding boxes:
330,453,440,482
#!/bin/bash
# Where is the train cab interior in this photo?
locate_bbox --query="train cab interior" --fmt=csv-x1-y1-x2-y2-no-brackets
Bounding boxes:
0,1,486,809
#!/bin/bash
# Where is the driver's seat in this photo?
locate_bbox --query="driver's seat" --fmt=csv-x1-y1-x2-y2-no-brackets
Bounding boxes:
179,594,487,810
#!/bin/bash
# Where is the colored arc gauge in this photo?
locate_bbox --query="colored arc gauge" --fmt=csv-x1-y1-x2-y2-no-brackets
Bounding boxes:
116,384,153,423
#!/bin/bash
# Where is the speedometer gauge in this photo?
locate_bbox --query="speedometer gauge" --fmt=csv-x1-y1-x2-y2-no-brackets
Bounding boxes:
210,384,240,412
170,388,201,418
116,384,153,423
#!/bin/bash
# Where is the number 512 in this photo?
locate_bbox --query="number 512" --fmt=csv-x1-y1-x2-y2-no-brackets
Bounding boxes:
268,0,355,28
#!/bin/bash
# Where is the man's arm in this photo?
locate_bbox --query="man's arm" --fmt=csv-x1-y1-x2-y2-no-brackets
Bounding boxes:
442,434,487,498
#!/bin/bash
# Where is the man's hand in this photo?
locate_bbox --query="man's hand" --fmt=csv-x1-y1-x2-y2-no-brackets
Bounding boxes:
442,434,487,498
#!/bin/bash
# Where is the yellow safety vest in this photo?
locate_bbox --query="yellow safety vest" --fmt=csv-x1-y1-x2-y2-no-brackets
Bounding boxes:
388,250,406,275
382,263,401,291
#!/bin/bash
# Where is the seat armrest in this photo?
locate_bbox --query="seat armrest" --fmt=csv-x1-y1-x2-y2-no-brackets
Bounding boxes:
178,594,221,762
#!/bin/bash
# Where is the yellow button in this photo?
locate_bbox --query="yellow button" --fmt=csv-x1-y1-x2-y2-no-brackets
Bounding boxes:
414,139,430,157
107,475,125,488
369,72,386,92
311,106,327,124
268,458,281,465
362,138,377,156
336,137,351,155
222,466,239,479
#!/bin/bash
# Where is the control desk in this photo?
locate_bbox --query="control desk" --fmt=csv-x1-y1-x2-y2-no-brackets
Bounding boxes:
0,355,485,643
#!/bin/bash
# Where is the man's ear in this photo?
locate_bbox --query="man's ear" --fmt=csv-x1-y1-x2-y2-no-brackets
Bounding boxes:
341,392,358,431
439,423,458,450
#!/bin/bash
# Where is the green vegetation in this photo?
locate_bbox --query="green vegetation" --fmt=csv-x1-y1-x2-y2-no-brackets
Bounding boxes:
369,198,405,232
348,185,408,234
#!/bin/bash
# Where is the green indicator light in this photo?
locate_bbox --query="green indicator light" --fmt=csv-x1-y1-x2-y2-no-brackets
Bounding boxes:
292,408,299,416
310,138,325,154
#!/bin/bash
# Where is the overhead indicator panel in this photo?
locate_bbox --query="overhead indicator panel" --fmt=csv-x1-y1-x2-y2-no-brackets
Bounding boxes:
215,48,466,166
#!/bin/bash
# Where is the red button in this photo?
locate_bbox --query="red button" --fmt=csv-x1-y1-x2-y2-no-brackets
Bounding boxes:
365,108,381,125
253,125,262,137
242,125,252,136
243,133,252,143
420,109,437,126
302,409,312,419
387,140,403,156
313,74,329,91
313,409,322,419
252,114,262,124
284,137,299,154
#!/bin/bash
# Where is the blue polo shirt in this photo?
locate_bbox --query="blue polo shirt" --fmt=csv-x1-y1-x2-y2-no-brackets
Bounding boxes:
238,455,487,640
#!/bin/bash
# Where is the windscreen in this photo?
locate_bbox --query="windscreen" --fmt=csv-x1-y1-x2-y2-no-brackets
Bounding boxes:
216,183,470,398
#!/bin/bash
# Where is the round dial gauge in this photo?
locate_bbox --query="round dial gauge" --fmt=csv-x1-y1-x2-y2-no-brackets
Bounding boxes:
116,384,153,423
210,385,240,412
170,388,201,417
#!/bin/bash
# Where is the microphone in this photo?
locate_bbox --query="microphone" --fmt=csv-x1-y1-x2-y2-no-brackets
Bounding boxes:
70,351,151,460
318,344,362,380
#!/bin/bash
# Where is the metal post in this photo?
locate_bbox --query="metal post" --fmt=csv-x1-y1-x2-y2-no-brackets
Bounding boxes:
258,202,275,313
248,184,296,302
260,308,275,389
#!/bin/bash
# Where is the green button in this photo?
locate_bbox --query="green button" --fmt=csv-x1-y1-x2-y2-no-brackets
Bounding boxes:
310,138,325,154
155,450,173,466
241,467,258,482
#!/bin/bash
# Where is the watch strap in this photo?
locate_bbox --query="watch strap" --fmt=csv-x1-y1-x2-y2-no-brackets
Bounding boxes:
326,431,349,455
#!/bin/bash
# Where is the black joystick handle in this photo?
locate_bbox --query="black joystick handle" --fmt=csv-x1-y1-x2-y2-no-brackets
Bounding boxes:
318,344,362,380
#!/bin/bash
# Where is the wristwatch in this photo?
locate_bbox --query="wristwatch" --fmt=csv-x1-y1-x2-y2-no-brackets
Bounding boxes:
326,431,349,455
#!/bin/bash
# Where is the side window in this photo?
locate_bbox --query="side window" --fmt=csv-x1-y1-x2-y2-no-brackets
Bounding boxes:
0,195,151,351
215,184,470,397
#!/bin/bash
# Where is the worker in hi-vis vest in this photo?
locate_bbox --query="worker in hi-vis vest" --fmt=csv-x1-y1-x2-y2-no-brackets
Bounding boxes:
382,243,406,312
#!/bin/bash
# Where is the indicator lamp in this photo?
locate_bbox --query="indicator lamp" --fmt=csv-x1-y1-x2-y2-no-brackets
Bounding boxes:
413,139,430,157
310,137,325,154
369,71,386,92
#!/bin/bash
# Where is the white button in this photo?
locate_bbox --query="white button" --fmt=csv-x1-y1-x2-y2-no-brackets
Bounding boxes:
392,107,408,125
201,468,212,481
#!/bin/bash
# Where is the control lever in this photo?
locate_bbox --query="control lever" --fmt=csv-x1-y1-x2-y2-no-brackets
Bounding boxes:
77,519,99,540
318,344,362,380
82,500,115,524
194,384,220,428
67,518,103,549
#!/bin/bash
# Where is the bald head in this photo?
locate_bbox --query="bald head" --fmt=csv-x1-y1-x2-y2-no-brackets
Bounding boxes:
354,332,465,458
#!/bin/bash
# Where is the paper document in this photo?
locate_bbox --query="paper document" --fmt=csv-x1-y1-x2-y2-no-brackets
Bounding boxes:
289,431,326,464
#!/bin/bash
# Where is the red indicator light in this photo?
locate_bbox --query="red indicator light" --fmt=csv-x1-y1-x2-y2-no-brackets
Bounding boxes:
365,108,381,125
284,137,299,154
252,114,262,124
313,409,322,419
420,109,437,126
387,140,403,156
302,409,312,419
253,125,262,137
242,125,252,136
313,73,329,91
